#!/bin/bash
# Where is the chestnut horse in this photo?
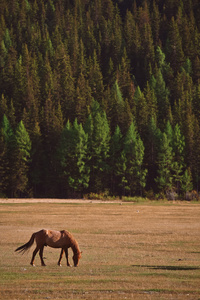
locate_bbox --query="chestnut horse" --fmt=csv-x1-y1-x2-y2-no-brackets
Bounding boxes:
15,229,82,267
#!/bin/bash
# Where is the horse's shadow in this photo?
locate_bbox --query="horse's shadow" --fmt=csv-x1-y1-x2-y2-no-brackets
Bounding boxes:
132,265,200,271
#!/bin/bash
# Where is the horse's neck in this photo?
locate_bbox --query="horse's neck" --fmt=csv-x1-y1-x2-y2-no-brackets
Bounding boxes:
71,240,80,254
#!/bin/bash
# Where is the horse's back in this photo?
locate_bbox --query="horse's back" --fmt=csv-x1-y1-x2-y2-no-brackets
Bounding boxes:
33,229,73,248
46,229,71,248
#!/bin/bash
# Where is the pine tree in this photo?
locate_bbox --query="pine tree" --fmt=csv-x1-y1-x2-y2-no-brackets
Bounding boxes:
123,122,147,196
57,119,71,196
193,56,200,83
75,72,93,124
10,55,23,117
124,10,136,59
172,123,185,193
58,119,89,197
84,101,110,193
0,115,16,197
166,17,185,73
155,46,173,86
137,1,155,82
164,120,173,143
0,94,8,122
150,68,170,127
109,80,132,134
109,125,126,196
145,116,161,191
29,121,42,197
144,81,157,121
39,55,54,106
7,99,16,129
20,45,40,135
155,132,173,195
40,94,63,196
4,28,12,50
68,120,89,194
117,48,135,114
134,86,148,136
182,92,195,172
151,0,160,46
1,46,17,101
54,44,75,119
12,120,32,197
181,168,193,198
88,50,104,107
111,6,123,67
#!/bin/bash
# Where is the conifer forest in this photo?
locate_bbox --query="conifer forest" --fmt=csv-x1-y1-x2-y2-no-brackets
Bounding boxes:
0,0,200,199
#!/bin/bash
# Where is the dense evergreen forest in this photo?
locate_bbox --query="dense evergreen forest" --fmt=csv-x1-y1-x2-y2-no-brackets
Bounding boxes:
0,0,200,199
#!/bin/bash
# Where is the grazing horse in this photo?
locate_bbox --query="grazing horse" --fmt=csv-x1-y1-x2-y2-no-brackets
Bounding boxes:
15,229,82,267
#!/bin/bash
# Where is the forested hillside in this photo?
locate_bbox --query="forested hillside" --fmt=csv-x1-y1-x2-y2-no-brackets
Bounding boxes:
0,0,200,199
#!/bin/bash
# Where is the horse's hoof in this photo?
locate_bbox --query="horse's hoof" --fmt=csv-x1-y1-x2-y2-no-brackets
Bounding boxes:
31,263,35,267
58,264,62,267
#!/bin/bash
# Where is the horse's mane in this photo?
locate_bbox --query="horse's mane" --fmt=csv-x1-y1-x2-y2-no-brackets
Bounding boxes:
71,239,81,254
61,230,81,254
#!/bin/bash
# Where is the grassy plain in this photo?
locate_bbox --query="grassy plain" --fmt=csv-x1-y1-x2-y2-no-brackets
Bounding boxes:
0,200,200,299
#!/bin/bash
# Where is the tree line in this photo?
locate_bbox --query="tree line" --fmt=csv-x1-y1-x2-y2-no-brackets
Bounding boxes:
0,104,193,198
0,0,200,198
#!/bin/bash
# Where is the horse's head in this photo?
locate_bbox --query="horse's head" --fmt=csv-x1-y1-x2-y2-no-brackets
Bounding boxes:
73,251,82,267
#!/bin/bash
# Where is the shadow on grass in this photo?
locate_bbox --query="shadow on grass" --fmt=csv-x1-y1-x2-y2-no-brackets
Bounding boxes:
132,265,200,271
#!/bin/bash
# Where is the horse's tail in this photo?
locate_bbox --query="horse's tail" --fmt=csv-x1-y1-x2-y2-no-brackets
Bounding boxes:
15,233,36,254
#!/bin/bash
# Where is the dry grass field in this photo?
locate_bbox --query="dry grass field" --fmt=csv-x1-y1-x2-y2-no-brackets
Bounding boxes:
0,200,200,299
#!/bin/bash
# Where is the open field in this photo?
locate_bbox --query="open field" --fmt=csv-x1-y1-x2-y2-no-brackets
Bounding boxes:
0,200,200,299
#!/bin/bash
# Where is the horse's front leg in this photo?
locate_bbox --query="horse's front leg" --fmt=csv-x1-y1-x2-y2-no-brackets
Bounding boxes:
64,248,71,267
58,248,64,266
39,246,46,266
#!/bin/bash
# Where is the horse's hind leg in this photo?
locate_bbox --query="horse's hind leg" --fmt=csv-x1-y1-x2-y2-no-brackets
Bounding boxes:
30,247,40,266
58,248,64,266
39,246,46,266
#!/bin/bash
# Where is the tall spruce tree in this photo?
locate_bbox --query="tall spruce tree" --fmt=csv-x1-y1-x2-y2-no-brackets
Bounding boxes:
150,68,170,127
172,123,185,194
0,115,16,197
166,17,185,73
75,72,93,124
145,116,161,191
58,119,89,197
123,121,147,196
181,168,193,198
109,80,132,134
68,120,89,194
40,94,63,197
109,125,127,196
134,86,149,136
155,132,173,195
12,120,32,197
29,121,43,197
84,101,110,193
54,44,75,119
